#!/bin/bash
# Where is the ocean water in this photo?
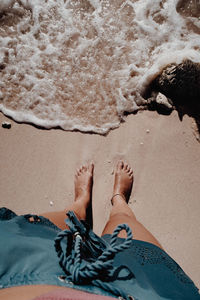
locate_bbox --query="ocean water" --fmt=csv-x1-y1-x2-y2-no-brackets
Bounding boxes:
0,0,200,134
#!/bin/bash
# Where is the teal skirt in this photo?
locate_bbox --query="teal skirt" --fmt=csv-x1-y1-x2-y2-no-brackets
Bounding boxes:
0,207,199,300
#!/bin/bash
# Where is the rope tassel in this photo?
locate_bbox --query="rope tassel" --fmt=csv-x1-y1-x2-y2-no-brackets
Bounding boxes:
54,211,135,300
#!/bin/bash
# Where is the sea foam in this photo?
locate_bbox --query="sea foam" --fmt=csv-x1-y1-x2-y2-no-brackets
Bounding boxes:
0,0,200,134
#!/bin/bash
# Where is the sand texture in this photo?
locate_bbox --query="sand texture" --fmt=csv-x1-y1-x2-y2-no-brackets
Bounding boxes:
0,111,200,289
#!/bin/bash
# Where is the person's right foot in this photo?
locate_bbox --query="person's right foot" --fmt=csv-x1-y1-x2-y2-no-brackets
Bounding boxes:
73,163,94,227
112,161,133,204
74,163,94,207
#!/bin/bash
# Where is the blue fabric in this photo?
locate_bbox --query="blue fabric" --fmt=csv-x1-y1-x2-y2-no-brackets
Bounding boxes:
55,211,134,299
0,208,115,298
0,207,199,300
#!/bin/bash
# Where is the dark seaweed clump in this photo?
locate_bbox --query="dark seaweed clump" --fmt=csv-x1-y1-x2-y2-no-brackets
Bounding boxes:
148,59,200,137
155,60,200,106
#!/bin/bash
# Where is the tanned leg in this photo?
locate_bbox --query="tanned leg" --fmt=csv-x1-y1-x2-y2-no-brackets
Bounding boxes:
101,161,163,249
42,163,94,230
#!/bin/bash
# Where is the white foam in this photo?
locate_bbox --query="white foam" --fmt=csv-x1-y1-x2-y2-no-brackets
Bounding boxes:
0,0,200,134
0,0,16,11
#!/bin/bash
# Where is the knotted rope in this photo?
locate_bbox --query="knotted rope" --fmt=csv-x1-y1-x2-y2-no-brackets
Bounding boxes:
54,211,134,300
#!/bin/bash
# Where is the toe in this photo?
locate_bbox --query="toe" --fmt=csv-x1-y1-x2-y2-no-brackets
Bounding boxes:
77,168,81,175
89,162,94,174
117,160,124,170
79,166,84,173
81,165,86,172
129,170,133,178
124,163,129,170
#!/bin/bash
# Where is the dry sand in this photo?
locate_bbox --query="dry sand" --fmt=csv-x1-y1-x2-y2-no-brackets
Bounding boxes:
0,110,200,289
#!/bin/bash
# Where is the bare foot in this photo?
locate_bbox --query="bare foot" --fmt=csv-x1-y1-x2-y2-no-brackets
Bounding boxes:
74,163,94,207
112,161,133,204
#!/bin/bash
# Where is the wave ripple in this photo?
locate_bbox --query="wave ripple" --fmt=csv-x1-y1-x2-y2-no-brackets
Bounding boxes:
0,0,200,133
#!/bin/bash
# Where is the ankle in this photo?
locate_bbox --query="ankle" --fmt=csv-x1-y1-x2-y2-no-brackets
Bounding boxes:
111,193,126,205
75,193,90,203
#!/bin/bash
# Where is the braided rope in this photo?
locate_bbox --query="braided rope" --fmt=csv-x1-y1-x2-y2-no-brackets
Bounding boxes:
54,211,134,300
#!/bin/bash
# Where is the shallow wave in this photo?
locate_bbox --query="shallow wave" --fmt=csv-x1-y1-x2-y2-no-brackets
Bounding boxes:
0,0,200,133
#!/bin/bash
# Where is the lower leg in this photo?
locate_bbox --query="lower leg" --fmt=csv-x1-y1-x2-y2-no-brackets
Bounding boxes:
102,201,163,249
42,163,94,230
101,161,163,249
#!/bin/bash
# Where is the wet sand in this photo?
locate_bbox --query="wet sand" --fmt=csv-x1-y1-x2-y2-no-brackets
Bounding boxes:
0,110,200,289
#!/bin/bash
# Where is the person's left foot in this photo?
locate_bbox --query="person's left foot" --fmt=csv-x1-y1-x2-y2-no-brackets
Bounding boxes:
74,163,94,208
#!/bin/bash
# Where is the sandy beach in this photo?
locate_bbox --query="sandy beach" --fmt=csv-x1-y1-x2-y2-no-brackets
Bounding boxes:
0,110,200,289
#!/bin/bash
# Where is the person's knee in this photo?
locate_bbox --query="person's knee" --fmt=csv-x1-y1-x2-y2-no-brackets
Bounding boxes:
110,212,136,223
